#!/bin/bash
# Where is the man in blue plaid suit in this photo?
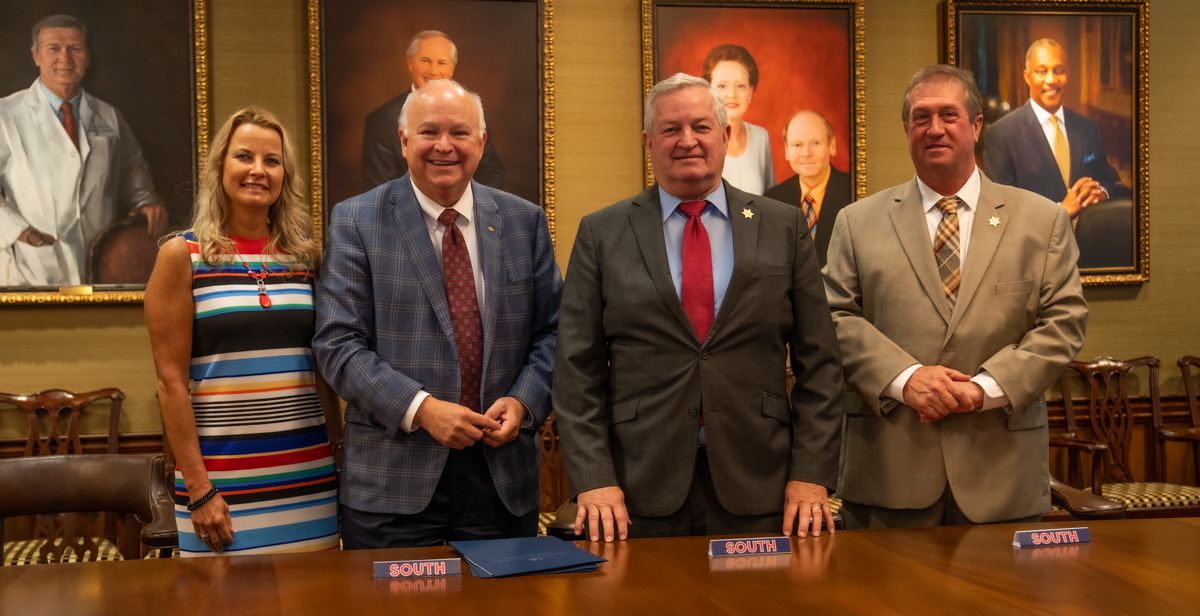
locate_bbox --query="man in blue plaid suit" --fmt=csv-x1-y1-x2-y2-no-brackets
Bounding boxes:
314,80,562,548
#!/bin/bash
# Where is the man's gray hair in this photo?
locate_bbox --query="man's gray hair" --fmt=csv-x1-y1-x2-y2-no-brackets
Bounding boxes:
31,14,88,48
1025,38,1066,68
397,79,487,136
406,30,458,65
900,64,983,125
643,73,728,134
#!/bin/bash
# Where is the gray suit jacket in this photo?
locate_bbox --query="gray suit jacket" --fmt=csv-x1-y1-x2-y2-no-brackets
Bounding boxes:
553,182,844,518
823,173,1088,523
314,177,562,516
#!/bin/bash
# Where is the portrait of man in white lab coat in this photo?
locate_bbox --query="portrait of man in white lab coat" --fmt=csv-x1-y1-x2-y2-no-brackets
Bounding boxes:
0,12,190,290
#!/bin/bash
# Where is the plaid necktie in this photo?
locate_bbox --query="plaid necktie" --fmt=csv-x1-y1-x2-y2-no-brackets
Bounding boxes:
933,197,962,310
439,209,483,413
800,193,818,238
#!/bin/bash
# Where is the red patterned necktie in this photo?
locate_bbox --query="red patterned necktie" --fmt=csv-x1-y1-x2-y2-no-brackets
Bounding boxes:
678,201,715,344
60,101,78,150
801,193,818,238
439,209,483,413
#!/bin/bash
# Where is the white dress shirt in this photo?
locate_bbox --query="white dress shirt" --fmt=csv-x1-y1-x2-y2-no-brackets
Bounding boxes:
401,180,485,432
883,168,1010,412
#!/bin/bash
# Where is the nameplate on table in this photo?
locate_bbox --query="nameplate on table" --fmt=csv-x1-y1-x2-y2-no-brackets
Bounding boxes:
373,558,462,579
1012,527,1091,548
708,537,790,557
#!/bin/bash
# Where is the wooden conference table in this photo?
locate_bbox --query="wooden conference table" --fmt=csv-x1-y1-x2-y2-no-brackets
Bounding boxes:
3,518,1198,615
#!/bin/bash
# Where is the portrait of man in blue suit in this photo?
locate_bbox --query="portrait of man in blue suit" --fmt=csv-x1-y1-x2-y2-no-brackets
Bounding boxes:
315,79,561,548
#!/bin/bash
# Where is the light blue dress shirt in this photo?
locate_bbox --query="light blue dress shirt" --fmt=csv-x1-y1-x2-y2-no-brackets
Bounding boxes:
39,80,83,125
658,184,734,318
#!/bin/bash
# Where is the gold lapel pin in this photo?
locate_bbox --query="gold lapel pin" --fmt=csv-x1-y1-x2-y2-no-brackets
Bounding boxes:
742,208,754,220
488,226,494,231
988,216,1000,227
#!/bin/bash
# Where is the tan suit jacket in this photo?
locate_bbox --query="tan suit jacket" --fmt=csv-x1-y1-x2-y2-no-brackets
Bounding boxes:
823,173,1087,523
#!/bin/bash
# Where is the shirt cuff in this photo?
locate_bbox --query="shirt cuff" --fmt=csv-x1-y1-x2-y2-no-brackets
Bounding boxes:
402,391,430,434
970,371,1010,412
882,363,922,406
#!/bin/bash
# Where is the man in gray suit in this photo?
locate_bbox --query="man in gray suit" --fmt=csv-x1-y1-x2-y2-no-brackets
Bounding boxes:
554,73,844,542
824,65,1088,528
315,80,561,548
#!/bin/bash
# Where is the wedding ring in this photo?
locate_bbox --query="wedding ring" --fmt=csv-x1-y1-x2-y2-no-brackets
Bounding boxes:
199,533,211,541
811,505,822,510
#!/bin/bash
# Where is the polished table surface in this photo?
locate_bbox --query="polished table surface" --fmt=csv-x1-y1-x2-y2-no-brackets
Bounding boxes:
3,518,1199,615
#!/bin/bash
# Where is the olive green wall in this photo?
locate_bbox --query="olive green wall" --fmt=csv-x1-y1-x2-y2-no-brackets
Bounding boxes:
1,0,1197,438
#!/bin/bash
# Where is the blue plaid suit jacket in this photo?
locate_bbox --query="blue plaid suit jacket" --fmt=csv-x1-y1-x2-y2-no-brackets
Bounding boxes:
314,176,562,516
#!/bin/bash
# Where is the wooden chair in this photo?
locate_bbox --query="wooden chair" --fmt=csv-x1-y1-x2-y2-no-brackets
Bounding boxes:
1055,356,1200,517
1171,356,1200,485
0,455,177,564
0,388,124,456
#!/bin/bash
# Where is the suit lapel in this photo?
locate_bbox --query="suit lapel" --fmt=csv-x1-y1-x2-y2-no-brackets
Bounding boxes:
628,186,699,344
386,178,456,344
474,184,503,382
943,175,1007,344
709,183,758,346
889,180,951,324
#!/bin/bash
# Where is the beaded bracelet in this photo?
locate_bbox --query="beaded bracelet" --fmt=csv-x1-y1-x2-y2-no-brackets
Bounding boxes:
186,485,220,511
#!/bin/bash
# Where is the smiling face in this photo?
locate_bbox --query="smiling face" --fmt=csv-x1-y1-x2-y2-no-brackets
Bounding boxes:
710,60,753,123
222,123,285,216
1024,44,1069,114
400,84,486,206
784,112,836,184
904,77,982,193
406,36,456,88
32,27,88,100
642,86,730,200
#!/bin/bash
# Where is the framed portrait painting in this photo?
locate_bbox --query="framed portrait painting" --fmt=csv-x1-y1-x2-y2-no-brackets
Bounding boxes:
0,1,206,303
947,0,1149,285
310,0,555,243
642,0,865,265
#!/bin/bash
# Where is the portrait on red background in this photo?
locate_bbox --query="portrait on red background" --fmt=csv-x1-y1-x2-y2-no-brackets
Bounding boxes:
947,0,1149,285
314,0,554,235
644,1,864,259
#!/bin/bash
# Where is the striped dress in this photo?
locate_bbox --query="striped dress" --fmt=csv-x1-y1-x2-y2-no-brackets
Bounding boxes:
174,233,339,556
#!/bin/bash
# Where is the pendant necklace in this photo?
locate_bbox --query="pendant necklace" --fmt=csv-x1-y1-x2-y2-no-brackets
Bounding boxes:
241,257,273,308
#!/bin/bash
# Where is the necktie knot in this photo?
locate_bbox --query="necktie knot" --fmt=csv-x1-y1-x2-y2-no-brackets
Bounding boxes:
935,197,960,216
438,208,459,228
679,201,707,219
60,101,73,115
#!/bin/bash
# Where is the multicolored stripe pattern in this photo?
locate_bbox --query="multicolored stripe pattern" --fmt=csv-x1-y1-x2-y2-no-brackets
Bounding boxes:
175,234,339,557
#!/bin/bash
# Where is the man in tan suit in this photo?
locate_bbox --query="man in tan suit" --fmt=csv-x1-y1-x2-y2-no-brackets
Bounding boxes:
823,65,1087,528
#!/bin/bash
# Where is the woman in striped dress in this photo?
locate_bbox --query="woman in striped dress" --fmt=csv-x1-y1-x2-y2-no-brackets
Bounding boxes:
145,107,341,556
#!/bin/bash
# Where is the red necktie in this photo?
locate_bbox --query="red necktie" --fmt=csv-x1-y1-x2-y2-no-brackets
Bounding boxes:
60,101,78,150
678,201,714,342
439,209,483,413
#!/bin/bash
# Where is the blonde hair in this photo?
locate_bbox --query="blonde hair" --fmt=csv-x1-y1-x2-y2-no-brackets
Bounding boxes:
187,106,319,271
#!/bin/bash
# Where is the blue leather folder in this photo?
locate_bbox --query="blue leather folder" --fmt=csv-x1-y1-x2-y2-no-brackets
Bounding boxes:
449,536,607,578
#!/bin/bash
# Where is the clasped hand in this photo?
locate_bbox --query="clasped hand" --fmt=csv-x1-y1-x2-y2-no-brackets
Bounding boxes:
413,395,526,448
903,365,983,424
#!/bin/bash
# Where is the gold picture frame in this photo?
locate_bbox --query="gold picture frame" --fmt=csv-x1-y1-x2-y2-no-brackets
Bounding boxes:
0,0,210,304
308,0,556,246
946,0,1150,285
641,0,867,206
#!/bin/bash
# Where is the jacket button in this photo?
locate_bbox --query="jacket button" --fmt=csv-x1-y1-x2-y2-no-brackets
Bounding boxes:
688,408,698,417
700,352,709,360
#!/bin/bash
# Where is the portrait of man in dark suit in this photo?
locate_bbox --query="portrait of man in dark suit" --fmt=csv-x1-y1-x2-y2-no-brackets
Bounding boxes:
982,38,1132,269
764,110,852,267
359,30,505,193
